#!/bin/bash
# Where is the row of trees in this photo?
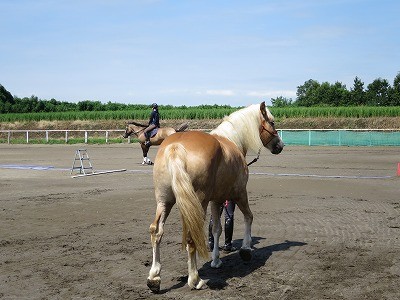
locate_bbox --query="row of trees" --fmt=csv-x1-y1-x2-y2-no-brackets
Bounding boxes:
1,73,400,114
272,73,400,107
0,84,234,114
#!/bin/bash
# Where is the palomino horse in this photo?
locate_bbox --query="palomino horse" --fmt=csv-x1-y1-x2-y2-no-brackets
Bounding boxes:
147,102,284,292
123,121,188,165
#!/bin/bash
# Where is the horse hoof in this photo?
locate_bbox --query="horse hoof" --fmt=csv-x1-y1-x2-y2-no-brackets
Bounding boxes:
188,277,206,290
211,258,223,268
147,278,161,293
239,248,252,261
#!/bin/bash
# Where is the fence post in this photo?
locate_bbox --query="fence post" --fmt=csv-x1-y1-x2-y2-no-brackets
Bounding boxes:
8,131,11,144
106,131,109,143
85,131,88,144
369,131,372,146
46,131,49,143
308,130,311,146
65,131,68,143
26,131,29,144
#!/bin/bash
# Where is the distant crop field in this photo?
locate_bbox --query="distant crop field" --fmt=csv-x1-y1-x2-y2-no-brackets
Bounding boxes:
270,106,400,118
0,106,399,122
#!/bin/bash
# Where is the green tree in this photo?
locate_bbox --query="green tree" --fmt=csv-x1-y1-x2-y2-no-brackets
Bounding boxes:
390,72,400,105
295,79,321,106
330,81,350,106
271,96,293,107
366,78,391,106
350,76,365,105
0,84,15,113
77,100,104,111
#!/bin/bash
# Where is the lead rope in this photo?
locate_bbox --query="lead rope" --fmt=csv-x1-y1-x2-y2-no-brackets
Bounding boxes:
247,148,261,166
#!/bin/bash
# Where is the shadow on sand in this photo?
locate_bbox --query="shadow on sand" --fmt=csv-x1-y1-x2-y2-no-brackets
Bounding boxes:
163,238,307,292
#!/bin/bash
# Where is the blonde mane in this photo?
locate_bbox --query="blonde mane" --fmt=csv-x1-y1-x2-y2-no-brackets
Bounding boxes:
211,104,272,154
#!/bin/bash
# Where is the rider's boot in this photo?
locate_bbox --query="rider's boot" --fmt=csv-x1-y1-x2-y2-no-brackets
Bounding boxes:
208,219,214,251
144,132,151,147
223,217,236,252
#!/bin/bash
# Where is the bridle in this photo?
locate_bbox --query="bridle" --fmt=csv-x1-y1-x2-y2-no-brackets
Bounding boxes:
126,124,146,137
247,120,279,167
261,121,279,144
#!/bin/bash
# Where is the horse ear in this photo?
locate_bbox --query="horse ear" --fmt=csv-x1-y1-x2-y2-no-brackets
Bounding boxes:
260,101,269,120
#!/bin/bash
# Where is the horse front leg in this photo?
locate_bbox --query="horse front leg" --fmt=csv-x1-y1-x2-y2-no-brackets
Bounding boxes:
140,143,153,165
235,193,253,261
210,201,223,268
147,202,171,293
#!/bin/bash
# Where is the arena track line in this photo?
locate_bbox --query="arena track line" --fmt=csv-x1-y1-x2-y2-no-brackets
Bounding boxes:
0,164,394,179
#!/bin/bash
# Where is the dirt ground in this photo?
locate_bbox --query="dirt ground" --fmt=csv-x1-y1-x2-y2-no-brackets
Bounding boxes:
0,143,399,300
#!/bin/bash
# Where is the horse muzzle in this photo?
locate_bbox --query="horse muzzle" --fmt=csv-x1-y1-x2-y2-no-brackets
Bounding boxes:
268,137,284,155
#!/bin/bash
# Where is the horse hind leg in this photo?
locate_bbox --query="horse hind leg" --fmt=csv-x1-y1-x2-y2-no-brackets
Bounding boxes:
186,234,206,289
147,203,171,293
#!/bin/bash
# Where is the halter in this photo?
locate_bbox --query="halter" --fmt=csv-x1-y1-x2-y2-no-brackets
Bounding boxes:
261,122,279,144
247,121,278,166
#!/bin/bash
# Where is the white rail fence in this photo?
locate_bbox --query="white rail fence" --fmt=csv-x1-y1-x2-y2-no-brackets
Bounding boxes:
0,130,127,144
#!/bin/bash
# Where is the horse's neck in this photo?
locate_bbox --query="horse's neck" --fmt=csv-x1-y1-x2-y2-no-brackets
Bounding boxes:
211,121,248,155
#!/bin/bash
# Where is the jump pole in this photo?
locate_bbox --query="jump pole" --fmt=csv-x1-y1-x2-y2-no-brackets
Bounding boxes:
71,169,126,178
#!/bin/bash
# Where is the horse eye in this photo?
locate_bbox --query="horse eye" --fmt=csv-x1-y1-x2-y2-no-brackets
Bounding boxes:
270,121,275,127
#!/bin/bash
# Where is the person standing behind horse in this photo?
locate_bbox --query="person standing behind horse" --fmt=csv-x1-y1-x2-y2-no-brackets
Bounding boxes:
144,103,160,147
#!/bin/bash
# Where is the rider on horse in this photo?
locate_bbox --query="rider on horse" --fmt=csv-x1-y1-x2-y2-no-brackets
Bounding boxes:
144,103,160,147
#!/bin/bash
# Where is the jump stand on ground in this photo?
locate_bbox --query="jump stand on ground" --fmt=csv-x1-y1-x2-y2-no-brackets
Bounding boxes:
70,149,126,178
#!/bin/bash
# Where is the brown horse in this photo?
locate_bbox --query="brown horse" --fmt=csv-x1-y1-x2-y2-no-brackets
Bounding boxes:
147,102,284,292
123,121,188,165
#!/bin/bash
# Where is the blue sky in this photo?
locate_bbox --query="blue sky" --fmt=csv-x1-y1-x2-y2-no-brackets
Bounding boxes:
1,0,399,107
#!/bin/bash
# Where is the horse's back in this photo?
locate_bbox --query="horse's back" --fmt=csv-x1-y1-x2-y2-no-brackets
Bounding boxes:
159,131,220,155
154,131,222,175
154,131,248,202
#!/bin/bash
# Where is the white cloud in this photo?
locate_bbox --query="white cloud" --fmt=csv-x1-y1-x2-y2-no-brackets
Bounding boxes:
247,90,296,98
205,90,235,96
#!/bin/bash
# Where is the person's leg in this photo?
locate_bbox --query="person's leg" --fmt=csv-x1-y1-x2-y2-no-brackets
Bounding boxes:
223,200,236,252
143,124,156,146
208,216,214,251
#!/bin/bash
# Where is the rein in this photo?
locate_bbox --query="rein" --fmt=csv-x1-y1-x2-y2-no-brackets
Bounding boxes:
126,124,146,136
133,127,146,136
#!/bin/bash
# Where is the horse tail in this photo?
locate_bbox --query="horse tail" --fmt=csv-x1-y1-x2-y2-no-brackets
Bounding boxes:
175,122,189,132
164,143,208,259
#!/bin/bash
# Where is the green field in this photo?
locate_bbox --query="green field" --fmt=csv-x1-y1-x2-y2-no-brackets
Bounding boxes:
1,106,399,122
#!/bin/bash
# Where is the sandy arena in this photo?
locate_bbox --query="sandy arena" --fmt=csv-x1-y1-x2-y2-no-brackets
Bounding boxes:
0,143,399,299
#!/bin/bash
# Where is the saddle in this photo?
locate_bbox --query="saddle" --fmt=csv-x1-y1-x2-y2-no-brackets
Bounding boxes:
149,127,159,138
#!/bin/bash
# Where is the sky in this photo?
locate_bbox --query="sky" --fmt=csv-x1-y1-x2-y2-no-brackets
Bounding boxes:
1,0,399,107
